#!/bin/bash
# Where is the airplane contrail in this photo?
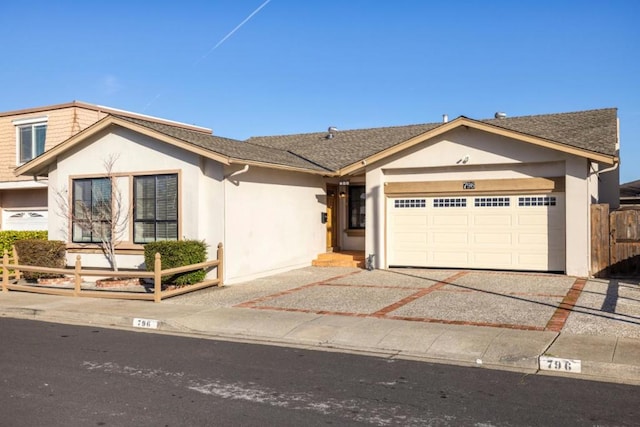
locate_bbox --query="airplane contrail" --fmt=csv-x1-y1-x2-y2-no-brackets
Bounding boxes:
143,0,272,112
194,0,272,66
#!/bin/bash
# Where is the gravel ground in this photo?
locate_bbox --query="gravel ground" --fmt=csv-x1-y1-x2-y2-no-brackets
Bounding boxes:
388,291,562,328
166,266,640,339
562,278,640,339
252,285,417,314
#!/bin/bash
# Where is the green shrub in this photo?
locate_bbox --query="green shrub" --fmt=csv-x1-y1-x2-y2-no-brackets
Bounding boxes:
144,240,207,286
0,230,47,256
14,239,66,281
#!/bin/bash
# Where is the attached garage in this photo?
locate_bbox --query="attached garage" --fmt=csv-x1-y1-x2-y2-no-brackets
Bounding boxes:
387,193,565,271
384,177,567,272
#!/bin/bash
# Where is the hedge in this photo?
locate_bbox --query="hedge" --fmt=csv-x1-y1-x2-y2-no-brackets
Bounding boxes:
13,239,66,280
143,240,207,286
0,230,48,256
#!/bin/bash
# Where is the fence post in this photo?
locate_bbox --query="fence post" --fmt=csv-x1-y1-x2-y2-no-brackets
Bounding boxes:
74,256,82,296
12,246,20,282
217,243,224,287
2,251,8,293
154,253,162,303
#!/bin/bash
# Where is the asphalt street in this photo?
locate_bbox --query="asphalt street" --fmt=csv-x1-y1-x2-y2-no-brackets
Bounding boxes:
1,318,639,427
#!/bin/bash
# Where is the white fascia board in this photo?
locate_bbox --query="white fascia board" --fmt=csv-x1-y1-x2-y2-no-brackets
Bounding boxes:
12,116,49,125
0,180,48,190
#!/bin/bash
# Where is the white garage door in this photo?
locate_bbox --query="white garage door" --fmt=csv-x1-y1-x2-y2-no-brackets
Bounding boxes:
2,209,48,231
387,194,565,271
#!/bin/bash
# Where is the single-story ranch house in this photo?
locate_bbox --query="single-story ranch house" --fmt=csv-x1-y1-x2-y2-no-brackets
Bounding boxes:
15,106,619,283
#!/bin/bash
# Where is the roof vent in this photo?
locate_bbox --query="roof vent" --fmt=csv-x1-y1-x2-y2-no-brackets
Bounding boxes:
442,114,448,123
494,112,507,119
326,126,338,139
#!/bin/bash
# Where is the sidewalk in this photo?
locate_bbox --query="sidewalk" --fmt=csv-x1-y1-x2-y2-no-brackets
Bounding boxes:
0,266,638,385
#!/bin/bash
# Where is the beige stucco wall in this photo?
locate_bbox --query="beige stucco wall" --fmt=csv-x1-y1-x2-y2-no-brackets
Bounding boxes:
223,166,326,284
47,127,224,271
45,125,325,283
364,127,594,277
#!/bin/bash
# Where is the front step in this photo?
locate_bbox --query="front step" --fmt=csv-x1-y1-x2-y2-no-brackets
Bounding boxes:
312,251,366,268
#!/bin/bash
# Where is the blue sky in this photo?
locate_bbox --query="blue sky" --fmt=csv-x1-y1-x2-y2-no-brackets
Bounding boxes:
1,1,638,182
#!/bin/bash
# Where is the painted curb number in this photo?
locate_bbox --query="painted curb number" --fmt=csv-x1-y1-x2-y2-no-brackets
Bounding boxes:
539,356,582,373
133,318,159,329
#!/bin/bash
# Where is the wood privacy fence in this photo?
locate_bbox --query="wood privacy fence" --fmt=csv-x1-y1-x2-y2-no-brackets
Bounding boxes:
1,243,224,303
591,205,640,277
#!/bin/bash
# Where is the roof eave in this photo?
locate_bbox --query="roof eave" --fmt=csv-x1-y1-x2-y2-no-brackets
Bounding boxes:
336,117,617,176
15,115,234,178
14,115,333,178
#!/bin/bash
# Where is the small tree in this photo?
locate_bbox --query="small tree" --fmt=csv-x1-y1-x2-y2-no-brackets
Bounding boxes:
55,154,129,271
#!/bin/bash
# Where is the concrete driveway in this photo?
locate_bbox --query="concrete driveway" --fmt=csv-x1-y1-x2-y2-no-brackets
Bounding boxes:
166,267,640,340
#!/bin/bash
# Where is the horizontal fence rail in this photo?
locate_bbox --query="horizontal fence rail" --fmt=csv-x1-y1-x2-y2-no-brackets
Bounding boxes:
1,243,224,303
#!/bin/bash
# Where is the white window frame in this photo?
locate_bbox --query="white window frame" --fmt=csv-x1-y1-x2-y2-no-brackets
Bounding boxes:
13,116,48,164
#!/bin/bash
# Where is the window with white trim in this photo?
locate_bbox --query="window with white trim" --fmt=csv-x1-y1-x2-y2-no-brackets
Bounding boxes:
133,174,178,243
14,117,47,163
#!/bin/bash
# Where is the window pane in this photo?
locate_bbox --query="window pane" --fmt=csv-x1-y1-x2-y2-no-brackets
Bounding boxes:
19,127,32,162
133,174,178,243
71,178,112,243
35,124,47,156
348,185,366,229
134,222,156,243
135,176,155,220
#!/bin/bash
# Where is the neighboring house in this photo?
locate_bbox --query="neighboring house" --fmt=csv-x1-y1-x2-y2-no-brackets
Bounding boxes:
0,101,211,231
14,106,619,282
620,180,640,205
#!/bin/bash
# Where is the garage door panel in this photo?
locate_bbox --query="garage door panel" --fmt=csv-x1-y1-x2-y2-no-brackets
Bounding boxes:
433,232,468,245
516,214,549,226
473,214,513,226
432,251,469,265
392,251,428,266
388,193,565,271
473,251,513,266
432,215,468,226
473,232,513,245
517,254,556,270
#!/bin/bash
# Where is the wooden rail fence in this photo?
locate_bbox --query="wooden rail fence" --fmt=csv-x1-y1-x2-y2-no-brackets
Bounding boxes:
1,243,224,303
591,205,640,277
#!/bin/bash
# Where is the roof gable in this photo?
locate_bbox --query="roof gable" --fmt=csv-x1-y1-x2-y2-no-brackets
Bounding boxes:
0,100,212,134
14,107,619,178
15,115,331,177
249,108,618,175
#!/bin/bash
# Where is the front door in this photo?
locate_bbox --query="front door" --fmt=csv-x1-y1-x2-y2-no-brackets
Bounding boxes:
326,185,338,250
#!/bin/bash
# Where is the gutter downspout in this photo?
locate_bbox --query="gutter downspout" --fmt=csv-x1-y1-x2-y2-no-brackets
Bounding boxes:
224,164,249,180
591,161,619,177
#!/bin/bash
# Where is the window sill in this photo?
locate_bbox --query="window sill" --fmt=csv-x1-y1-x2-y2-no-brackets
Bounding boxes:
345,228,365,237
66,243,145,255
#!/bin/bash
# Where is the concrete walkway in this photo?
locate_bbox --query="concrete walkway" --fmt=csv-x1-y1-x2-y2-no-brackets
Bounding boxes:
0,267,638,385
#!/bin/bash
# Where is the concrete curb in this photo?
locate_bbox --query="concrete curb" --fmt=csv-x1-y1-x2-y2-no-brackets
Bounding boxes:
1,293,637,386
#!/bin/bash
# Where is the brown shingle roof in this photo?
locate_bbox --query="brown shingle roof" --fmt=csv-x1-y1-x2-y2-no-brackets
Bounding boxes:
115,115,331,172
248,123,441,171
249,108,618,171
481,108,618,156
620,179,640,198
118,108,618,174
